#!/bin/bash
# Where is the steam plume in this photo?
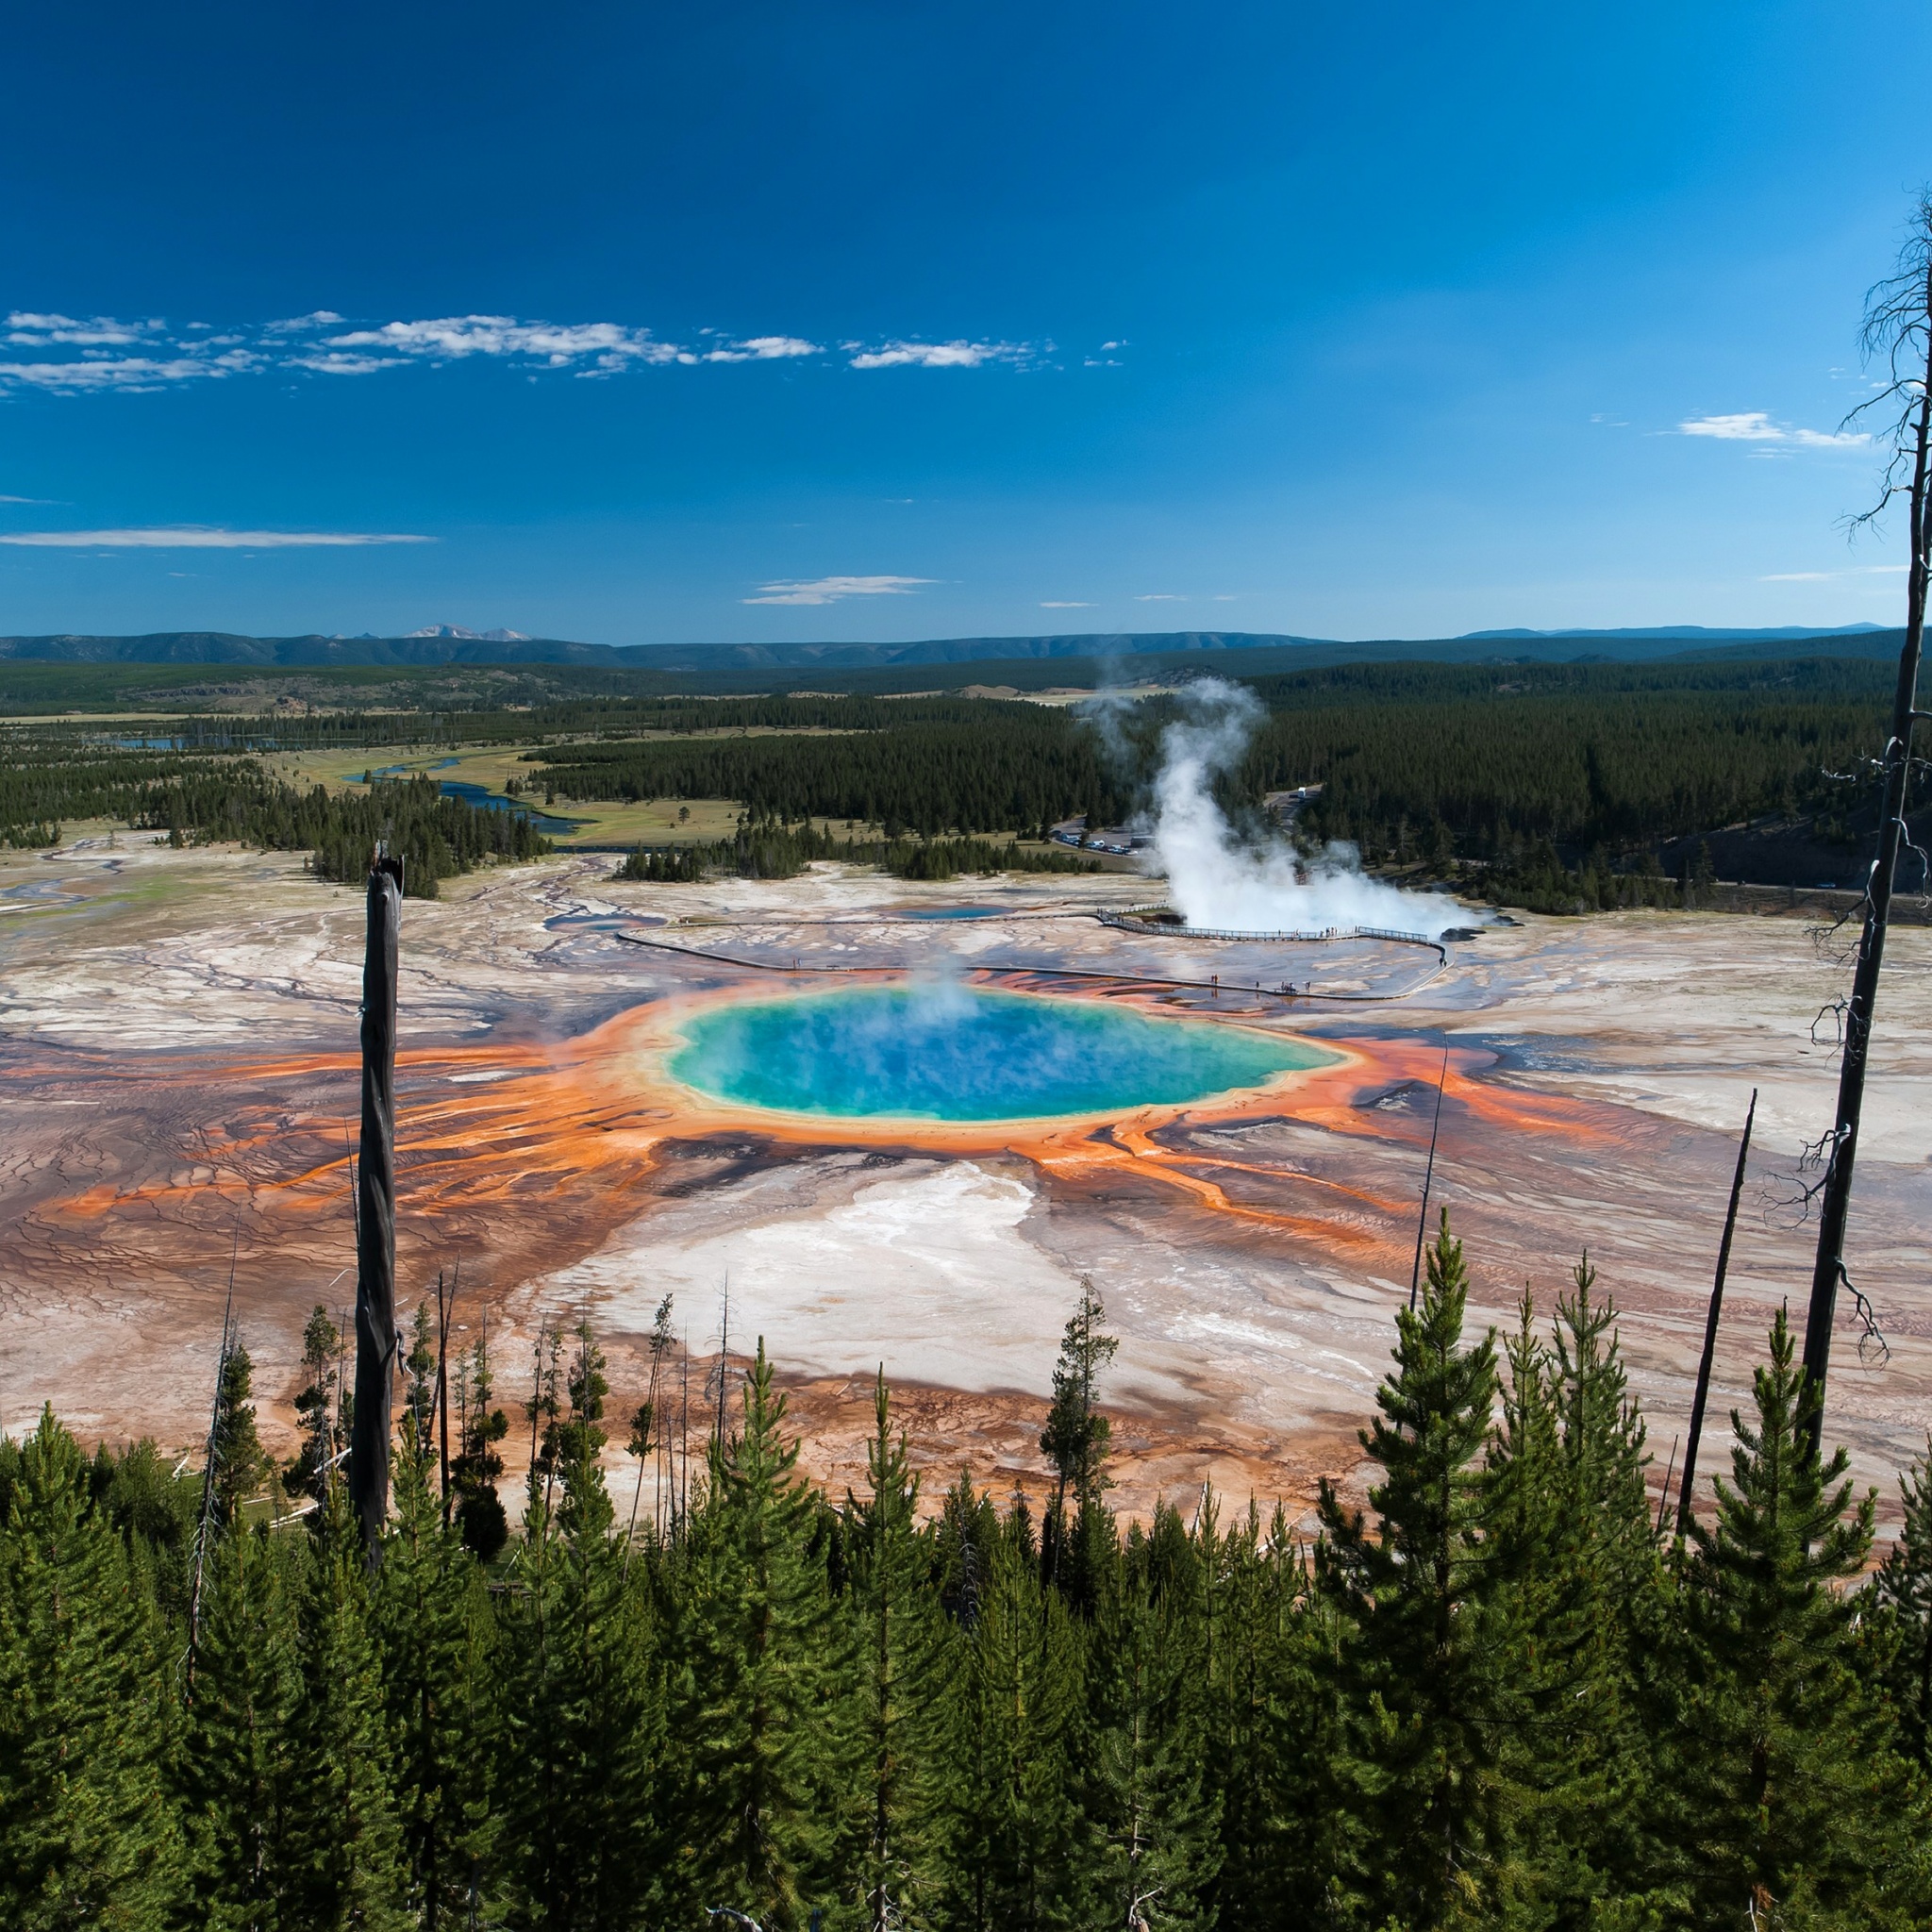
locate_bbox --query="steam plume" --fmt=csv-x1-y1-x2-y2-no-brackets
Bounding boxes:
1141,679,1472,940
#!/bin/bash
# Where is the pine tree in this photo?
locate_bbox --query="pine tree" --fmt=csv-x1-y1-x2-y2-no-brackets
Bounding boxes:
499,1324,667,1931
1874,1434,1932,1773
933,1513,1094,1931
1482,1267,1666,1921
1315,1213,1506,1928
91,1437,199,1624
211,1342,271,1530
374,1424,498,1930
1674,1306,1929,1925
1197,1495,1313,1931
181,1518,303,1931
1039,1279,1118,1614
285,1487,408,1931
287,1305,342,1506
550,1318,610,1542
932,1469,999,1631
452,1327,509,1563
0,1407,184,1931
678,1341,840,1930
402,1301,438,1450
622,1294,675,1559
1088,1504,1222,1931
844,1369,949,1930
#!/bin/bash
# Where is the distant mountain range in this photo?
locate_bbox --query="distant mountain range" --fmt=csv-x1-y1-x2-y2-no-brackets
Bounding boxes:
1459,623,1887,641
0,622,1899,674
401,624,532,642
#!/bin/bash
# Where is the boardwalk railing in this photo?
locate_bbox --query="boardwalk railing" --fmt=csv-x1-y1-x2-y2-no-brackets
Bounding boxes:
1100,908,1446,957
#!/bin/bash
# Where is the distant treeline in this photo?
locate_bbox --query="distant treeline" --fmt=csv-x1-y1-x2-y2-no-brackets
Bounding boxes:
159,771,552,897
7,1226,1931,1927
540,712,1131,840
1235,659,1892,864
0,747,547,894
618,817,1103,882
542,659,1898,901
0,657,1904,908
2,691,1040,753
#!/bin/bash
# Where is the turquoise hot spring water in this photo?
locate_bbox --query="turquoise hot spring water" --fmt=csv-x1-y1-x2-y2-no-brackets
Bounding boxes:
667,983,1332,1124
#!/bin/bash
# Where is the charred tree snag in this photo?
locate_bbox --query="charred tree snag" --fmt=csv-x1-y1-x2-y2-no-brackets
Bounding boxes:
1803,197,1932,1450
349,853,404,1558
1677,1090,1756,1539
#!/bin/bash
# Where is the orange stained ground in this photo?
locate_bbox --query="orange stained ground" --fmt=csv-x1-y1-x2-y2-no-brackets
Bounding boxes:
41,969,1620,1290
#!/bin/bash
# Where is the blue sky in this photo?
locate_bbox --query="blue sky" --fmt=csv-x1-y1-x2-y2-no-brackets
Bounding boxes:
0,0,1924,644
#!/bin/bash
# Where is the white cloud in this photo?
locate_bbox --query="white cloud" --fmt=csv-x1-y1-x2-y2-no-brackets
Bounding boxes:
6,311,162,347
322,315,688,371
1135,592,1184,602
1040,600,1092,608
742,574,934,607
1679,412,1784,441
261,310,344,335
0,310,1039,395
1761,564,1907,582
285,352,410,376
1678,411,1868,449
848,340,1026,370
703,335,822,363
0,354,252,393
0,526,433,548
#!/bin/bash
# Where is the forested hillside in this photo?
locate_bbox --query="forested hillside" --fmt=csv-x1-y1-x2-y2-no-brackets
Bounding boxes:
5,1224,1927,1928
530,659,1897,884
1241,659,1892,861
540,707,1127,840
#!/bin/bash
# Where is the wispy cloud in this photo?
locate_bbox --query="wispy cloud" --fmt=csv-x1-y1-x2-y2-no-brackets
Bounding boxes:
0,310,1041,394
1677,411,1868,450
847,340,1030,371
1040,600,1092,608
1135,592,1184,602
286,352,409,376
260,311,345,336
0,353,258,394
321,315,687,373
1761,564,1907,583
0,526,432,548
7,311,165,347
742,574,933,607
702,335,821,363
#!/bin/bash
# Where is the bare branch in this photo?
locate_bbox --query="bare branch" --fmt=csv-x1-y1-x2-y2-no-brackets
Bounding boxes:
1841,191,1932,531
1809,997,1850,1051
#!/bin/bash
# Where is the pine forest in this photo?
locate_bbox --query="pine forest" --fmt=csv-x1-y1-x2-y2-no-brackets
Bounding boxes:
6,1223,1932,1930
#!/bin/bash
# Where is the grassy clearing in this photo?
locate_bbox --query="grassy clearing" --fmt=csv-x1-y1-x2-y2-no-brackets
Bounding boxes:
259,740,866,849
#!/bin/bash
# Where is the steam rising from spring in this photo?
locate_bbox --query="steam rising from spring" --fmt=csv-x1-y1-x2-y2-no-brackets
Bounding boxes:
1140,679,1472,941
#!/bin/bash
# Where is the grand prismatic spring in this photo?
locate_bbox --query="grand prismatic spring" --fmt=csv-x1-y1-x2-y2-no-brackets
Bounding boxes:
668,984,1335,1123
1,839,1929,1524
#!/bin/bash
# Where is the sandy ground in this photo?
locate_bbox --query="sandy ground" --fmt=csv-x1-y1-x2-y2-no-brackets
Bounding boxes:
1,833,1927,1533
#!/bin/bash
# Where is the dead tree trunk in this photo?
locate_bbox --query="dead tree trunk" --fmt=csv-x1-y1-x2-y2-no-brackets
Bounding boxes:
437,1263,456,1532
1803,207,1932,1454
1407,1042,1451,1310
1677,1090,1755,1538
350,855,404,1557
